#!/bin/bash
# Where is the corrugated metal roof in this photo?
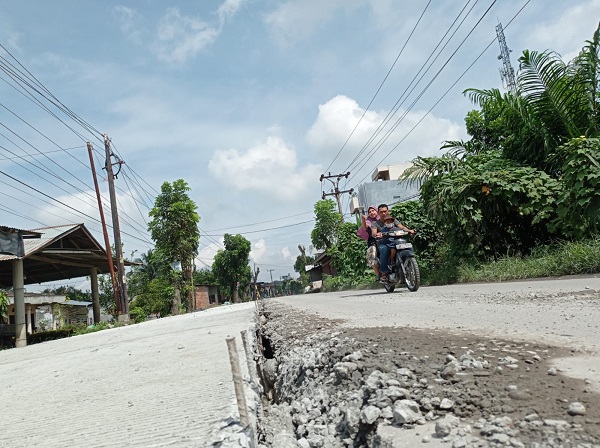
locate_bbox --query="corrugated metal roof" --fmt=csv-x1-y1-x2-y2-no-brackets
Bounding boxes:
0,224,82,262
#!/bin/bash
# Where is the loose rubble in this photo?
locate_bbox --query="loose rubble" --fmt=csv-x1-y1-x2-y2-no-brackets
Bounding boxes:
256,302,600,448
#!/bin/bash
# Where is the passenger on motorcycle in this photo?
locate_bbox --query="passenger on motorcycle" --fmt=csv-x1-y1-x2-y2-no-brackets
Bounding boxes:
359,206,381,281
371,204,414,282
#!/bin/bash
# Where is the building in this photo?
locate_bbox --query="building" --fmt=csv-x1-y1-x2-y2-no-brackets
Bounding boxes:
349,163,420,214
0,223,117,348
193,284,221,309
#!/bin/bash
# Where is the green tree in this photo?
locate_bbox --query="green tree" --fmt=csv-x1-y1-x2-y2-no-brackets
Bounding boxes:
41,285,92,302
0,290,9,324
463,25,600,171
98,274,117,319
148,179,200,314
552,137,600,236
212,234,251,303
193,267,217,285
293,245,315,286
327,222,370,282
310,199,344,250
131,277,173,318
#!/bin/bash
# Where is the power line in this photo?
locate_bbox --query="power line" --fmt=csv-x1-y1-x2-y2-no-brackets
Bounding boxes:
323,0,433,174
352,0,531,187
348,0,502,186
201,219,314,237
341,0,481,178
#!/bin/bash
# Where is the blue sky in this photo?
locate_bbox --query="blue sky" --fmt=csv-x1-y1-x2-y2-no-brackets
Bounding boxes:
0,0,598,286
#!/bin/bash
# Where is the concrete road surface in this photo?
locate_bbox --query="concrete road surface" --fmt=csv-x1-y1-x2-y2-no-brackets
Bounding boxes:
0,303,256,448
276,275,600,391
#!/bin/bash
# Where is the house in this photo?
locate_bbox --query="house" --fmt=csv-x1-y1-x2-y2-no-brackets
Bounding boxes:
193,284,221,309
0,223,118,348
349,163,420,214
304,251,336,292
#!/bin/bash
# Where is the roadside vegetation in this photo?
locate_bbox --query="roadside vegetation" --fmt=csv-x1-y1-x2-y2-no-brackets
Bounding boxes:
303,26,600,291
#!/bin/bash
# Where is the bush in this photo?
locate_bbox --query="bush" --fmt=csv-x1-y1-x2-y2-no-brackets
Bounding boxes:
456,235,600,283
28,328,75,344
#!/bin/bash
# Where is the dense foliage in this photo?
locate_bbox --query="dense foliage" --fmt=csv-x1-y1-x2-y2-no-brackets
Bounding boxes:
401,26,600,266
148,179,200,314
212,234,251,303
313,25,600,288
311,199,344,250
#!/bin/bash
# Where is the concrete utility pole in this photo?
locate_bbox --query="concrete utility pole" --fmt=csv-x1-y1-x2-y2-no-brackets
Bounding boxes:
267,269,274,283
320,172,354,215
87,142,118,322
103,134,129,321
496,22,516,93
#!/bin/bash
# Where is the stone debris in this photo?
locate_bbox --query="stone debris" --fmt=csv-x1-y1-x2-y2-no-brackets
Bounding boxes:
255,302,600,447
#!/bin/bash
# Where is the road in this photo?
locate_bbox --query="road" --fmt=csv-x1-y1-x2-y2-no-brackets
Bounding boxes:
0,303,256,448
275,275,600,391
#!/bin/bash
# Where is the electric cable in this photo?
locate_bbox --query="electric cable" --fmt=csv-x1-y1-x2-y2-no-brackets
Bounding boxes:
341,0,480,176
323,0,433,173
352,0,530,186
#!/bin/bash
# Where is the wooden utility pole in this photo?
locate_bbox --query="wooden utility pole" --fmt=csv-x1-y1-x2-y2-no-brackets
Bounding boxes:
87,142,119,319
252,265,260,301
320,172,354,215
103,134,129,321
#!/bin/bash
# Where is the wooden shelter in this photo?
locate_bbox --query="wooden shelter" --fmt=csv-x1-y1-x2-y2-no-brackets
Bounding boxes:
0,223,115,347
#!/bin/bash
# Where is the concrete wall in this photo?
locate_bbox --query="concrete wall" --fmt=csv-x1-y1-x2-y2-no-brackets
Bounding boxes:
357,179,419,211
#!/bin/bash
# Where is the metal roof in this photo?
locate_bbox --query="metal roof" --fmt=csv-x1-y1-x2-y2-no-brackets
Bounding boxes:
0,223,113,288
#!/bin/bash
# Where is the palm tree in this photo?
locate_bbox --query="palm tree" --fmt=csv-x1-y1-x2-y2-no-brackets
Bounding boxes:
464,24,600,172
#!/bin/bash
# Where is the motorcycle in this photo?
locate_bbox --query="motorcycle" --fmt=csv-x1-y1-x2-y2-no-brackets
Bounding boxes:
379,230,420,293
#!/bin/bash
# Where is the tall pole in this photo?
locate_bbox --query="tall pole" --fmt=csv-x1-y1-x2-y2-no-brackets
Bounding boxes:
104,134,129,320
320,172,354,215
267,269,274,283
87,142,119,315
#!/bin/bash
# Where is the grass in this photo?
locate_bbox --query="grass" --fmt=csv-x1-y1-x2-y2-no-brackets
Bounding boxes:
456,236,600,283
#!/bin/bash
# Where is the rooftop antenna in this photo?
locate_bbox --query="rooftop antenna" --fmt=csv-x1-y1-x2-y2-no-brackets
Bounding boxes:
496,22,516,93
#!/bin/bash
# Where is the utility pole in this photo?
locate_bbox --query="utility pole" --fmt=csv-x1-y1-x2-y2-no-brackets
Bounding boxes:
103,134,129,321
252,264,260,301
496,22,516,93
267,269,274,283
87,142,118,322
320,172,354,215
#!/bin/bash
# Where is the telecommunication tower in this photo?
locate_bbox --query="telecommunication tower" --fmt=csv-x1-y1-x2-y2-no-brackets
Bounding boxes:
496,22,516,93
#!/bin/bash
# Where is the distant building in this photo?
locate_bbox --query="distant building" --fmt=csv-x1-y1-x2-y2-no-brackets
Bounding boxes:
350,163,420,214
193,284,221,309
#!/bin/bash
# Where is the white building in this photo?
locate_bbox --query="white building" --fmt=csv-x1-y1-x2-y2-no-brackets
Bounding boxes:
350,163,419,214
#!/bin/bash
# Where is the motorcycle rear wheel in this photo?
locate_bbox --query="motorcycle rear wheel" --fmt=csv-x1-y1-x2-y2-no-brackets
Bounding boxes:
404,257,421,292
383,282,395,293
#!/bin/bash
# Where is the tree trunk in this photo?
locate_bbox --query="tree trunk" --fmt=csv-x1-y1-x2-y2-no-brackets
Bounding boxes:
172,286,181,315
234,281,240,303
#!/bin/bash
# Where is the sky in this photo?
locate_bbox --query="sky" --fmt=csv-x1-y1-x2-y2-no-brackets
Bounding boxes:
0,0,598,287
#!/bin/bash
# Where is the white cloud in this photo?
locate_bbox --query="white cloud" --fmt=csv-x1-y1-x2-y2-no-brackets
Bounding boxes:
30,188,150,255
306,95,382,152
281,246,292,260
113,6,144,42
218,0,245,26
264,0,360,45
250,239,267,263
153,8,219,64
306,95,465,167
197,242,222,267
526,0,600,62
208,136,322,201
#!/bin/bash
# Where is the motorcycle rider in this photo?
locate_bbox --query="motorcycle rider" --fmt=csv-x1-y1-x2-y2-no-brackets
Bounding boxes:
372,204,414,281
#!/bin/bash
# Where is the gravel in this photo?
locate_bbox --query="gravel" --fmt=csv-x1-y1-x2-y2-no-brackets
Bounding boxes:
255,302,600,448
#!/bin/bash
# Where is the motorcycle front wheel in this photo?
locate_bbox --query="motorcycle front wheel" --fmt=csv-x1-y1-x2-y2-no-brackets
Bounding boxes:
403,257,421,292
